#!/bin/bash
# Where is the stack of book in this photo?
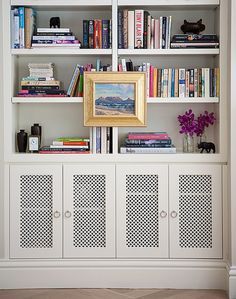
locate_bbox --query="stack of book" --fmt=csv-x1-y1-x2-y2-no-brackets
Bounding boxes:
118,59,220,98
18,63,66,97
32,28,81,48
118,9,172,49
171,34,219,49
11,7,37,49
39,137,90,154
67,60,112,97
83,19,112,49
120,132,176,154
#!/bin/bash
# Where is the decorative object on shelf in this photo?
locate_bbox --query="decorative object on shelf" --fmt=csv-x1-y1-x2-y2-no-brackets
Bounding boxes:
29,135,40,153
195,111,216,151
84,72,146,126
31,123,42,146
198,142,216,153
50,17,60,28
17,129,28,153
181,19,205,34
178,109,195,153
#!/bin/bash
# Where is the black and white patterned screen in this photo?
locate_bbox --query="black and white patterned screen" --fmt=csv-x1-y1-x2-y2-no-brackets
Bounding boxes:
73,175,106,248
20,175,53,248
126,174,159,248
179,175,212,248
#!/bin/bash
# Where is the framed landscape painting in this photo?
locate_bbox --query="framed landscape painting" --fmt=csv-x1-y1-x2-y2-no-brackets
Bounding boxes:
83,72,146,126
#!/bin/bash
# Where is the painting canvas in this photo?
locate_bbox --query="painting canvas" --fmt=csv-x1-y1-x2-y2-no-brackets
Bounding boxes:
94,83,135,116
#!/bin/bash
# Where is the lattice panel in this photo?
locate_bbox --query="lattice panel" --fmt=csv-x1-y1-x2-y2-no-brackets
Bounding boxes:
179,175,212,248
20,175,53,248
126,175,159,248
73,175,106,248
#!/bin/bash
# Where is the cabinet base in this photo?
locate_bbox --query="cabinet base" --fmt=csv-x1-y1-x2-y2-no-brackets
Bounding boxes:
0,260,227,290
229,266,236,299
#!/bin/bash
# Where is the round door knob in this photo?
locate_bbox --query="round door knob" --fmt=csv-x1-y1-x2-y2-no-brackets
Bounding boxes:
170,211,178,218
64,210,72,218
53,211,61,218
160,210,167,218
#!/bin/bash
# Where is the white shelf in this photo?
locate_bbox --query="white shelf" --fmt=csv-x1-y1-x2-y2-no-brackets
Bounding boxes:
7,153,227,163
118,0,219,7
11,49,112,56
118,49,220,56
147,97,219,103
12,97,218,104
12,97,83,103
11,0,112,6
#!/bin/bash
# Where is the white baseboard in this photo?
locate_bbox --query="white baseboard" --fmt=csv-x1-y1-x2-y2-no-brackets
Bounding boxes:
0,260,227,289
229,267,236,299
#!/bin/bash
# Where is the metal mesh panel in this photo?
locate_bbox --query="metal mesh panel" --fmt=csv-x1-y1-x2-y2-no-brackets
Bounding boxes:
73,175,106,248
126,175,159,248
179,175,212,248
20,175,53,248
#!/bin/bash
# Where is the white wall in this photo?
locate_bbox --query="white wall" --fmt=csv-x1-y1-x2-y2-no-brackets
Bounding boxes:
0,0,4,258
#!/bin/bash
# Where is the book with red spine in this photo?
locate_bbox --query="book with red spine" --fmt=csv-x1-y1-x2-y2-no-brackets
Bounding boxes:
128,132,169,140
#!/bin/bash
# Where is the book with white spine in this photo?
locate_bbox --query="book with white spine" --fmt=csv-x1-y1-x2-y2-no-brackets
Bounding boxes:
120,146,176,154
128,11,134,49
179,68,186,98
134,10,144,48
37,28,71,33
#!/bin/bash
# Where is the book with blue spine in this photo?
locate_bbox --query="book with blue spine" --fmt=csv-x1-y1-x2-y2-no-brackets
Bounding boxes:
13,8,20,48
83,20,89,48
18,7,25,48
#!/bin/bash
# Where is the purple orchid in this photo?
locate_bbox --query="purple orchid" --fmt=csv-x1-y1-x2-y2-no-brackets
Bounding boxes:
178,109,196,136
195,111,216,136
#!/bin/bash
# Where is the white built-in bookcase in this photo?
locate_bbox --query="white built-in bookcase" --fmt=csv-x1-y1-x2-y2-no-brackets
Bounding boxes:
2,0,228,163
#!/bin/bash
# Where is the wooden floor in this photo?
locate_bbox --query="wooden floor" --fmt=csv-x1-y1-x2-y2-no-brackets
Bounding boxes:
0,289,228,299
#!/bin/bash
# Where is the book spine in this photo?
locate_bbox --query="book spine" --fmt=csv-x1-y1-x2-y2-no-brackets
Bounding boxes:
21,86,60,91
147,15,151,49
13,8,20,48
174,68,179,97
67,65,80,96
101,127,107,154
78,67,84,97
165,16,169,49
118,10,123,49
154,19,159,49
198,68,202,97
157,69,162,97
10,9,15,48
125,139,171,145
205,68,210,97
124,144,172,148
33,35,75,41
123,10,128,49
25,8,31,49
134,10,144,48
143,11,149,49
179,68,186,98
83,20,89,48
153,67,158,97
159,16,163,50
37,28,70,33
171,68,175,97
167,16,172,49
151,18,155,49
149,65,154,97
162,16,166,49
168,68,172,97
120,147,176,154
146,62,150,97
102,20,109,49
194,68,198,97
163,68,168,98
88,20,94,48
128,134,169,140
109,19,112,49
18,7,25,48
216,68,220,97
202,68,205,97
189,69,194,97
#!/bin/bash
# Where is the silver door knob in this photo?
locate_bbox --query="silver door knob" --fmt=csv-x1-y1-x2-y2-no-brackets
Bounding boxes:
53,211,61,218
64,210,72,218
160,210,167,218
170,211,178,218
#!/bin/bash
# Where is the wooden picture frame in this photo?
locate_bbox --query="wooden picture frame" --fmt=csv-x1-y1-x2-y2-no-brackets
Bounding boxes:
84,72,146,127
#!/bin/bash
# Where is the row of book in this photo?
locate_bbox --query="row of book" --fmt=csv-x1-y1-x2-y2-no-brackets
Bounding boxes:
39,137,90,154
118,60,220,98
31,27,81,48
11,7,36,49
171,34,219,49
83,20,112,49
67,60,112,97
18,63,66,97
91,127,113,154
120,132,176,154
118,9,172,49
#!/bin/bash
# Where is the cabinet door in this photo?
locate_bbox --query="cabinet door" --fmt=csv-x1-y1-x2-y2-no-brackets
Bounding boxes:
10,164,62,258
63,164,115,258
169,164,222,258
116,164,168,258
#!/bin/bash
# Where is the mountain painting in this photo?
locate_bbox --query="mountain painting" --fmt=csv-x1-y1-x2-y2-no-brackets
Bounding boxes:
95,83,135,115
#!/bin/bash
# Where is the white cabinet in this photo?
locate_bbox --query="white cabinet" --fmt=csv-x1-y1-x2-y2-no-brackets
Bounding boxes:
10,164,62,259
116,164,222,259
63,164,115,258
116,164,169,258
169,164,222,258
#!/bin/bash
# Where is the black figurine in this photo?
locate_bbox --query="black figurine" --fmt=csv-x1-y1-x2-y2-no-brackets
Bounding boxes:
198,142,215,153
181,19,205,34
50,17,60,28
